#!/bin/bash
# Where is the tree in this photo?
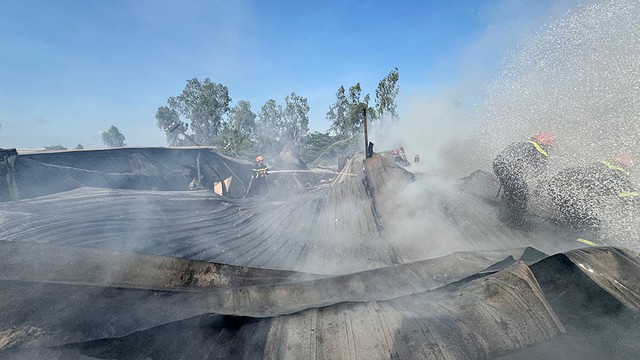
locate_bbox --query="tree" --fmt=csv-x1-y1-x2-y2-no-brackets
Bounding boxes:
326,68,399,143
160,78,231,146
327,83,375,138
102,125,126,148
327,86,349,135
346,83,376,130
375,67,399,118
74,144,84,149
255,99,284,154
216,100,257,156
230,100,257,138
300,131,345,164
282,92,310,145
44,145,67,151
155,106,188,146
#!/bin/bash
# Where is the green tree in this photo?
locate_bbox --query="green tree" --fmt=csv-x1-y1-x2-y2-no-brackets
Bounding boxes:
102,125,126,148
283,92,310,145
255,99,284,154
375,67,399,118
327,86,349,135
155,106,188,146
346,83,376,131
327,83,375,138
300,131,349,164
44,145,67,150
216,100,257,156
326,69,399,143
230,100,256,138
158,78,231,146
74,144,84,149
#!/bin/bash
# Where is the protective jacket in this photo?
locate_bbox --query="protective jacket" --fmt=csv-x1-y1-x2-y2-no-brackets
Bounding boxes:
548,160,638,228
493,141,551,226
493,141,550,181
253,162,269,179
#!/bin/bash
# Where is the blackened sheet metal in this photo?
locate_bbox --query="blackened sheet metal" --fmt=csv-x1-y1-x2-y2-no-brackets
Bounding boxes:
497,250,640,360
564,246,640,311
46,262,564,360
13,147,253,200
0,248,531,348
0,241,320,291
1,151,585,275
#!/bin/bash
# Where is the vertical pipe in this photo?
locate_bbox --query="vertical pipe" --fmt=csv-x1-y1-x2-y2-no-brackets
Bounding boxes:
363,108,369,158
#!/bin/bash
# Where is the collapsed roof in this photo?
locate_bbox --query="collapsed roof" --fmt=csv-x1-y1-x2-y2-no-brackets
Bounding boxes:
0,147,639,359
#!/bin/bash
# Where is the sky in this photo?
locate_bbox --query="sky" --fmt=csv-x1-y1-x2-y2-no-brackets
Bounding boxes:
0,0,586,149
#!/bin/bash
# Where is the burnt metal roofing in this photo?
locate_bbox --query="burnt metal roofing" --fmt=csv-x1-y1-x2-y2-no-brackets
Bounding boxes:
1,148,639,359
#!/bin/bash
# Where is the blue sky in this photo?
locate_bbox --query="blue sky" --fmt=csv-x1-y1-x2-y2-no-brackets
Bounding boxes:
0,0,584,149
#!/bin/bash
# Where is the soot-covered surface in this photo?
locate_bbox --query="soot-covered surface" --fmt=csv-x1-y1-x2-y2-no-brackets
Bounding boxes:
1,148,639,359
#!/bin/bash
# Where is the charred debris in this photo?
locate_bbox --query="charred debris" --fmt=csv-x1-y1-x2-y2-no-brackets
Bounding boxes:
1,146,640,359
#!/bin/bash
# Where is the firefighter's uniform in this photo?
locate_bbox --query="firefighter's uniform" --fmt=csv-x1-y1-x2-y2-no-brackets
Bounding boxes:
493,140,551,226
548,159,639,228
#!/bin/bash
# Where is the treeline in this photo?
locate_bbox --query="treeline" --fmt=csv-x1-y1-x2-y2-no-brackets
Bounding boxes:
42,126,125,150
155,68,399,164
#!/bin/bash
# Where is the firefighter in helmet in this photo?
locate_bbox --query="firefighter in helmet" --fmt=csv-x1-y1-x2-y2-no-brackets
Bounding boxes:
493,132,556,227
246,155,270,197
548,153,639,229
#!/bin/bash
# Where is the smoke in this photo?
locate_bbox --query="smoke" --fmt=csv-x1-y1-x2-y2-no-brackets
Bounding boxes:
476,0,640,167
373,0,594,178
372,88,472,176
371,0,640,254
472,0,640,248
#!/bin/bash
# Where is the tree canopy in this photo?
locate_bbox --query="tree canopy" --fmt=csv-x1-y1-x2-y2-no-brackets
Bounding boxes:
327,83,376,138
102,125,126,148
216,100,257,156
155,106,186,147
157,78,231,146
254,99,285,154
375,67,400,119
153,70,398,164
322,68,399,159
283,92,310,145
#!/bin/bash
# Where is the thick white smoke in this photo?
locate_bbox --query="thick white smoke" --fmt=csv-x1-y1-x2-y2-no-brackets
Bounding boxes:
474,0,640,248
476,0,640,167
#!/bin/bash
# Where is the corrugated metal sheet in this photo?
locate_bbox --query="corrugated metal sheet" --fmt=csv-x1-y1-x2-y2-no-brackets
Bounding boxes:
1,149,640,359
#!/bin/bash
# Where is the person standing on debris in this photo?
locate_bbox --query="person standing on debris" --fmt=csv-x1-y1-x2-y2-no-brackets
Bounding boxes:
246,155,270,197
493,132,555,227
393,149,410,167
548,154,639,229
393,150,403,163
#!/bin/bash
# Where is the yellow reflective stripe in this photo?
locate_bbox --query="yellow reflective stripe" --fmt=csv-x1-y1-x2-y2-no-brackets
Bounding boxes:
528,141,548,157
577,238,599,247
602,160,626,173
618,191,640,198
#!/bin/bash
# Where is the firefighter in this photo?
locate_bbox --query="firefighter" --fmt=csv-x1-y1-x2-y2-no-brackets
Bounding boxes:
393,149,410,167
493,132,555,227
246,155,270,197
548,154,638,229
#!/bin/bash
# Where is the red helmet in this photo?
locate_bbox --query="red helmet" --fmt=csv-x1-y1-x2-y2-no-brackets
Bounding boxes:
256,155,264,162
614,154,635,168
534,132,555,147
